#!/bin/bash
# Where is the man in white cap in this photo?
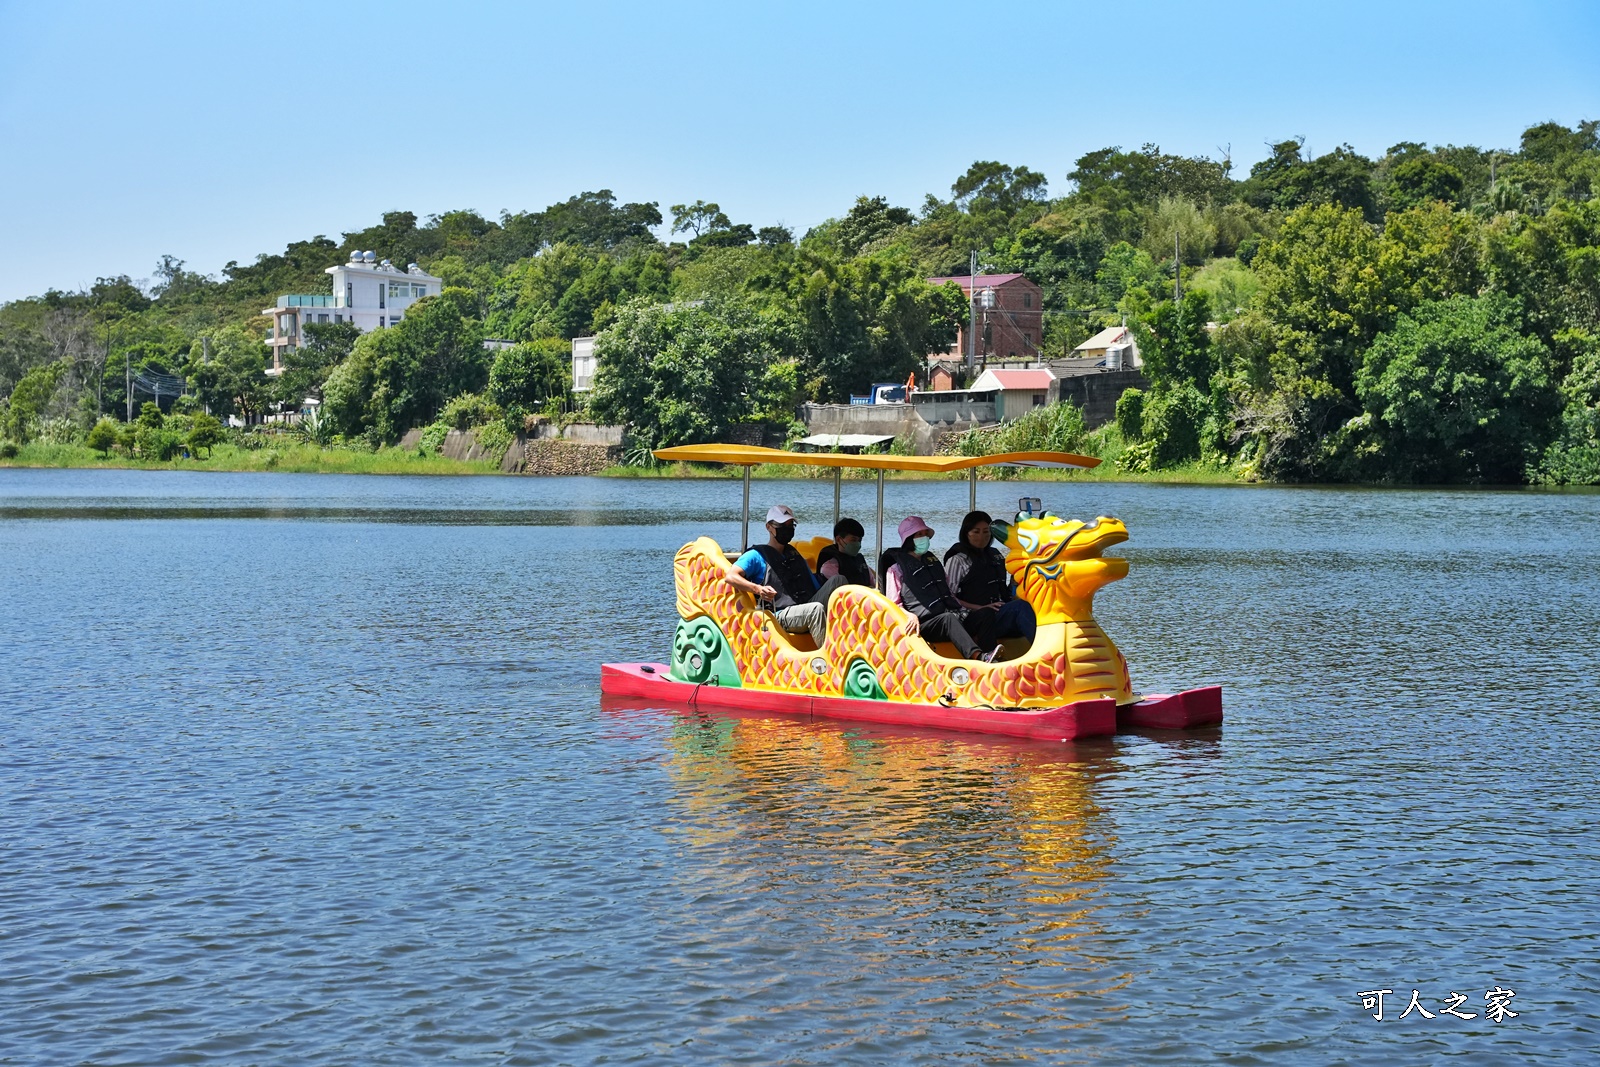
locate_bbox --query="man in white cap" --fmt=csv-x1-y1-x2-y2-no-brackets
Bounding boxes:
725,505,851,646
880,515,1003,662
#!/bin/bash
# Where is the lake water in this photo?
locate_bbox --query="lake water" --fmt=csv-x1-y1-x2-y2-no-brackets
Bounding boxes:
2,468,1596,1065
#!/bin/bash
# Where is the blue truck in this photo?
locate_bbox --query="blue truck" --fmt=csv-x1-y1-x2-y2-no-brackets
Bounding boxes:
848,382,908,406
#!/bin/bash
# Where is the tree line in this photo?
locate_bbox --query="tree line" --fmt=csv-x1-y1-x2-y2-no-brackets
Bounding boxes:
2,119,1598,483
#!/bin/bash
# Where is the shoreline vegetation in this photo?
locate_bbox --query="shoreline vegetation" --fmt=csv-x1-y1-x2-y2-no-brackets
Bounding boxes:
0,411,1252,482
0,432,1241,483
0,445,1232,483
6,121,1600,488
0,441,503,476
6,438,1593,490
0,438,1461,487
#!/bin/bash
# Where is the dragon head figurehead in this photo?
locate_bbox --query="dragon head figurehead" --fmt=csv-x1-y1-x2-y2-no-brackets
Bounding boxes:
994,514,1128,624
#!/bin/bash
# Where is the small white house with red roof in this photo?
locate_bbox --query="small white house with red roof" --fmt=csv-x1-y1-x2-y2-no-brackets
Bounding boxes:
969,366,1055,420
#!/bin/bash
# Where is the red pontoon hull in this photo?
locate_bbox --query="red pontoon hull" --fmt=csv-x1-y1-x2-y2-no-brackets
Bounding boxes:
600,663,1221,741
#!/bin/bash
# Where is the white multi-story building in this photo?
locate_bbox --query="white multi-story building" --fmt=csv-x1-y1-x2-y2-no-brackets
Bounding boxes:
263,250,444,375
571,336,596,392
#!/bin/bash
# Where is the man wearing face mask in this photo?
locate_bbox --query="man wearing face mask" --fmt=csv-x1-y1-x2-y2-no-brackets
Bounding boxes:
814,517,876,587
880,515,1003,662
726,505,852,647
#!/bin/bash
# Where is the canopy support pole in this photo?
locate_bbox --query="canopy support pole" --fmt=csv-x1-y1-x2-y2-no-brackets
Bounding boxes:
876,469,885,560
833,468,842,528
741,465,752,550
969,468,977,513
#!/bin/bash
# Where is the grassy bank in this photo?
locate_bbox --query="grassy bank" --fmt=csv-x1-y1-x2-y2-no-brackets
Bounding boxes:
0,441,505,475
597,425,1248,485
597,459,1244,484
2,427,1247,484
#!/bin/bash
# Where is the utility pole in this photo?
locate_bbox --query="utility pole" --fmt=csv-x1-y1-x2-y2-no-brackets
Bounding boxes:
98,320,108,415
1174,231,1182,304
967,249,978,377
125,348,132,422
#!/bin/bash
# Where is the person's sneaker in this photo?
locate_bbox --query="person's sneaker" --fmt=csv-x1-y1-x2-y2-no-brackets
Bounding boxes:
982,644,1005,663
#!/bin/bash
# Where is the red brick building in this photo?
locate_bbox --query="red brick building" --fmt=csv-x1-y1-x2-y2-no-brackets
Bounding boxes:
926,272,1044,364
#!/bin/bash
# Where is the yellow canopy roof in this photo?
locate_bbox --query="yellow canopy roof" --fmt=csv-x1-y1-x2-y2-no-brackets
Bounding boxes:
651,443,1099,471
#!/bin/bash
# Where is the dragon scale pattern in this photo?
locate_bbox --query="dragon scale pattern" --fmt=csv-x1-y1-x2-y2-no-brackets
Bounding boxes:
672,513,1135,709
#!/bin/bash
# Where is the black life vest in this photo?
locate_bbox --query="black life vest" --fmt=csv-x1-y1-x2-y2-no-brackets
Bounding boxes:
947,545,1010,605
752,544,817,609
815,543,873,587
880,547,963,621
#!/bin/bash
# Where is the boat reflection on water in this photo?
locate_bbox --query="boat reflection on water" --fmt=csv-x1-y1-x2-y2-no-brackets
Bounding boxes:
600,695,1136,1043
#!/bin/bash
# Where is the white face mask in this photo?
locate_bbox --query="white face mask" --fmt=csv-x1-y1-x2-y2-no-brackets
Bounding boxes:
912,536,931,555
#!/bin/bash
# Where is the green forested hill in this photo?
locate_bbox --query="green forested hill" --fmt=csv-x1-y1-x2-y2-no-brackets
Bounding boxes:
3,122,1598,483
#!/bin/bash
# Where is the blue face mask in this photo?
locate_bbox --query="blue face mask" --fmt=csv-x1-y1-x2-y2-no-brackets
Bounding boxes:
912,536,931,555
837,539,861,556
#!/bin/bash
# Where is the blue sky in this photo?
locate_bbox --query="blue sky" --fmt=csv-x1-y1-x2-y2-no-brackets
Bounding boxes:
1,0,1596,303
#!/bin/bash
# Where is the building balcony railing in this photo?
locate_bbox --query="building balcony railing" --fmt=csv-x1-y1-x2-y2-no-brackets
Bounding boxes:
277,294,338,308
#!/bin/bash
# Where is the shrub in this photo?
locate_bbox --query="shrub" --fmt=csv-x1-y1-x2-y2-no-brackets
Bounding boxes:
228,427,268,450
135,425,185,461
1140,384,1211,467
291,408,334,447
0,361,65,442
474,420,512,461
417,423,448,454
0,440,18,459
137,401,164,429
621,442,659,468
1115,388,1145,442
86,418,120,456
38,416,81,445
437,392,502,431
188,413,225,458
947,401,1088,458
488,339,570,430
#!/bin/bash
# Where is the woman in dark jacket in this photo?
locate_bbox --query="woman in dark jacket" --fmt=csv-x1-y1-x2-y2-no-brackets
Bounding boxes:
943,510,1037,643
881,515,1002,662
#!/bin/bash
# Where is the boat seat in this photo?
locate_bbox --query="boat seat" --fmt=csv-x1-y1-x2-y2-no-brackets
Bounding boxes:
793,535,832,571
754,610,818,652
927,636,1032,663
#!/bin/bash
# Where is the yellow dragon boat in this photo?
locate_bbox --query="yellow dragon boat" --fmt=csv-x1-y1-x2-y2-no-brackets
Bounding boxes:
600,444,1221,741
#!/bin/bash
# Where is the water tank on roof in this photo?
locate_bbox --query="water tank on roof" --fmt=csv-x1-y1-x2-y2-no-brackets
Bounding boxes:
363,250,376,263
1107,344,1127,371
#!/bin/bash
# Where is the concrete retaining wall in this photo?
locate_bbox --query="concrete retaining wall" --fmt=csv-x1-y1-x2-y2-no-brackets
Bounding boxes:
439,429,502,463
912,395,997,425
1053,369,1150,428
529,421,624,445
399,421,627,473
802,399,997,455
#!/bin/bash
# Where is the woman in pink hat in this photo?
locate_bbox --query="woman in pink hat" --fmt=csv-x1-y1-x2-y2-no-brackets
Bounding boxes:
879,515,1003,662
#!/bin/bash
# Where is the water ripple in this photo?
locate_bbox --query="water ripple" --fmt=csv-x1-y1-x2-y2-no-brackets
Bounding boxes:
1,470,1596,1064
